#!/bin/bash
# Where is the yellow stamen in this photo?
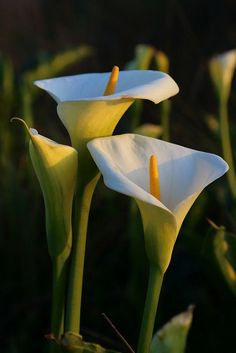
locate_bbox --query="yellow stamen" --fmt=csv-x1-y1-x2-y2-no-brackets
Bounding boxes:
149,155,161,200
103,66,119,96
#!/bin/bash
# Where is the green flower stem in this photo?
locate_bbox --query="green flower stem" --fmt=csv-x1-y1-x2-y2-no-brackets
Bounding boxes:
137,265,164,353
50,257,68,352
66,174,100,334
219,98,236,198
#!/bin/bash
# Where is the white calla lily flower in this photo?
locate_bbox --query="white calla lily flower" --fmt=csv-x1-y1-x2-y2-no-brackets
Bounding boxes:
88,133,228,272
34,70,178,103
34,70,179,154
29,129,78,260
12,118,78,337
12,118,77,260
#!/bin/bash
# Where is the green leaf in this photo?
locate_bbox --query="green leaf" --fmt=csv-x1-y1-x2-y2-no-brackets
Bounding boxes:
154,50,169,73
126,44,155,70
150,306,194,353
59,332,120,353
21,46,93,125
23,46,93,87
213,222,236,295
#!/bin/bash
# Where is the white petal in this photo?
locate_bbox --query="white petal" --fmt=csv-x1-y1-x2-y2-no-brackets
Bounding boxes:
87,134,228,229
88,134,170,212
34,70,179,104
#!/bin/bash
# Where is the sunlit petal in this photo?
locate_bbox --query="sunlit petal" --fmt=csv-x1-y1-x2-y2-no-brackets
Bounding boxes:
34,70,179,103
88,133,228,271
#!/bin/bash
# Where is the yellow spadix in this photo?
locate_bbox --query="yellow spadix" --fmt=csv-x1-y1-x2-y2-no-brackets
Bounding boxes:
103,66,119,95
149,155,161,200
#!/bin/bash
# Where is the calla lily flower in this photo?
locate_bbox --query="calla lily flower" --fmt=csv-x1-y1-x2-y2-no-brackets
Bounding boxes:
14,119,78,261
33,68,179,340
34,69,179,155
13,118,78,337
209,50,236,199
30,129,78,261
88,133,228,353
209,49,236,102
87,133,228,272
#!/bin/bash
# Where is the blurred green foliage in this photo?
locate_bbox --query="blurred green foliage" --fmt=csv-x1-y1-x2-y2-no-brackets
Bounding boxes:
213,223,236,295
21,46,93,126
0,46,93,353
150,306,194,353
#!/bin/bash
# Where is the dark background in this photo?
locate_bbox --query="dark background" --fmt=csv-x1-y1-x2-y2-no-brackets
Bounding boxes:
1,1,236,352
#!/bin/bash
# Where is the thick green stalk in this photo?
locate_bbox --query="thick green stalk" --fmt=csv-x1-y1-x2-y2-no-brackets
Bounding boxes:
66,174,100,334
137,266,164,353
219,99,236,198
50,257,68,353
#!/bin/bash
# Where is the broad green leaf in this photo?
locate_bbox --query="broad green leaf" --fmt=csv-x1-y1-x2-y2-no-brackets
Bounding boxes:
150,306,194,353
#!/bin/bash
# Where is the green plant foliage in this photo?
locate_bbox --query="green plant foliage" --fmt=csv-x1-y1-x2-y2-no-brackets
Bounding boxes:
1,30,236,352
150,306,194,353
0,46,94,353
0,56,14,173
126,45,155,70
209,50,236,199
59,333,120,353
213,223,236,295
126,45,172,140
23,46,93,86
